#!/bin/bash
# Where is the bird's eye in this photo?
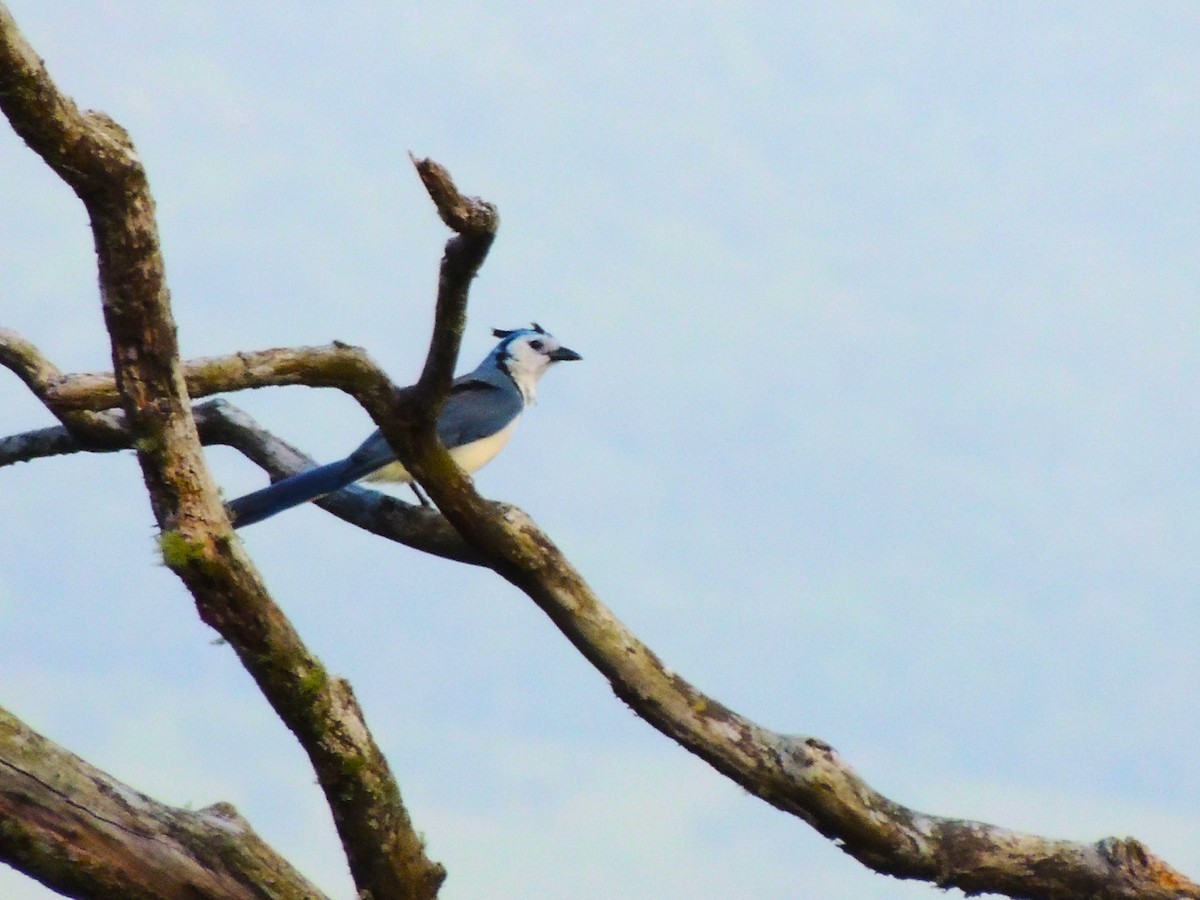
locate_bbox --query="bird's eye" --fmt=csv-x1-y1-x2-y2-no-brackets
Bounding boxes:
529,339,544,351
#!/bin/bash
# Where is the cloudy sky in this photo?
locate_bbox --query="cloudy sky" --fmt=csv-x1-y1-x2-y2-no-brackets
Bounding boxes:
2,3,1198,898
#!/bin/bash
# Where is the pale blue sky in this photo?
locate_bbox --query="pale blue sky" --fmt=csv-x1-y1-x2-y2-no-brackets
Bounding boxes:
1,3,1197,898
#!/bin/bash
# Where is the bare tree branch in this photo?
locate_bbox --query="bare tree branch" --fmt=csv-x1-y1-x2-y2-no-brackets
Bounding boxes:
0,329,381,413
393,163,1200,898
0,705,328,900
0,397,486,564
0,421,85,464
390,398,1200,898
352,140,1200,900
410,154,498,411
0,328,128,447
0,5,443,898
1,3,1195,898
196,399,485,563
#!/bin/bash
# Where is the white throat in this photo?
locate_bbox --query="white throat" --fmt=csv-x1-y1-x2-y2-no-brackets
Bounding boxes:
507,364,540,405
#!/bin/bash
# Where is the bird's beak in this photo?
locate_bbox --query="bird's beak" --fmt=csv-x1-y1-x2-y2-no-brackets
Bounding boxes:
550,346,582,362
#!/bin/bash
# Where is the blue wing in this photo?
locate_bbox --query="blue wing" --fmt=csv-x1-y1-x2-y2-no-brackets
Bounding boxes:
344,375,522,470
226,374,523,528
435,376,523,447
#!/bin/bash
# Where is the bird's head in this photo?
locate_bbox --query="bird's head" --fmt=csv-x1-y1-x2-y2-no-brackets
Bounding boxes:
491,323,581,403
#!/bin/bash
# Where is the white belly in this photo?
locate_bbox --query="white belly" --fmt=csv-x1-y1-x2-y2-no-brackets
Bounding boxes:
362,418,519,484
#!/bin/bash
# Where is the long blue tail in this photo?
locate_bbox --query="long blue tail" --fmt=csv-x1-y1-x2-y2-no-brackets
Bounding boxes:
227,458,361,528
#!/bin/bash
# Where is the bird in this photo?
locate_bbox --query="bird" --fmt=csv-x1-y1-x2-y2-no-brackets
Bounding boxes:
226,324,581,528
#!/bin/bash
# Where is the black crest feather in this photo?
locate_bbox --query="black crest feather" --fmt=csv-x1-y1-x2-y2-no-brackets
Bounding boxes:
492,322,546,339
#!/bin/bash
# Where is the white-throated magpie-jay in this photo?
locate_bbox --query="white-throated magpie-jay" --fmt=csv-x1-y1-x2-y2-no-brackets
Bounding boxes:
226,325,580,528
